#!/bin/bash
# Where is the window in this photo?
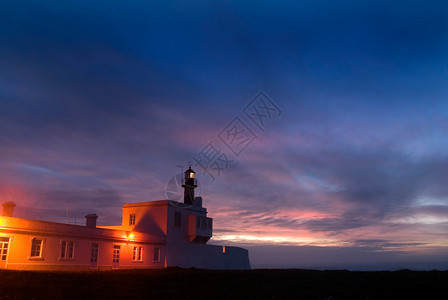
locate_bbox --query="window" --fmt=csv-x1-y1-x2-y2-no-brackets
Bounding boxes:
153,248,160,262
174,212,181,227
113,245,120,263
60,241,75,259
129,214,136,226
0,237,9,261
30,238,43,258
133,246,143,262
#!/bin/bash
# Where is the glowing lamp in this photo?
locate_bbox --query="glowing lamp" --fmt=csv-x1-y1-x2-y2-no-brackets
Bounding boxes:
186,168,195,179
182,167,197,205
126,232,135,240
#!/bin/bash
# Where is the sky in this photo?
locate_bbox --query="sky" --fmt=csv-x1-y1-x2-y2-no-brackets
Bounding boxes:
1,0,448,270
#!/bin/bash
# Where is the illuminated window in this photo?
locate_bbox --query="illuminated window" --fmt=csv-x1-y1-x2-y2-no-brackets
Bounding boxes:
113,245,120,263
129,214,136,226
0,237,9,261
60,241,75,259
153,248,160,262
133,246,143,262
174,212,181,227
30,238,43,258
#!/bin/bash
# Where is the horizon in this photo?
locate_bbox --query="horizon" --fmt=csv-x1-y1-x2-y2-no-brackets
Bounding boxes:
1,0,448,270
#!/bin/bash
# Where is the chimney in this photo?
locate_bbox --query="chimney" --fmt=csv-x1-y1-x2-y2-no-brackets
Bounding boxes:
2,202,16,217
85,214,98,228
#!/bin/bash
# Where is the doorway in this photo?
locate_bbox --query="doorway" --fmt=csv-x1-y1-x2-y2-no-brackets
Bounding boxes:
112,245,120,269
0,237,9,269
90,243,99,269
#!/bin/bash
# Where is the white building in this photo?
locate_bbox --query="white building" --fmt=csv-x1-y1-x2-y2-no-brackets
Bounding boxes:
0,167,250,271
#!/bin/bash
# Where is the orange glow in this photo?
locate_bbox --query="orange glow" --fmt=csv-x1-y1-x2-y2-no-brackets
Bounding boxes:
212,234,343,247
128,232,135,240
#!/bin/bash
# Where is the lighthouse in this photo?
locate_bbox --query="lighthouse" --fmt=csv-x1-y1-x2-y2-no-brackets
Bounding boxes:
0,164,251,271
181,166,197,205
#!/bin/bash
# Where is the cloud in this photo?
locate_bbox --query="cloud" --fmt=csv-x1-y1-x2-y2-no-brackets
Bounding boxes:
301,216,370,233
1,0,448,268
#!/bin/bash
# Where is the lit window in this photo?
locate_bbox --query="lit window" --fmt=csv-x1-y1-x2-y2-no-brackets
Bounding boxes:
60,241,75,259
174,212,181,227
133,246,143,262
129,214,136,226
153,248,160,262
0,237,9,261
30,238,43,258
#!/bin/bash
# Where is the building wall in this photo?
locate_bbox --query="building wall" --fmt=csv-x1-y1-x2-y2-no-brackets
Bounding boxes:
165,203,211,245
120,200,212,246
0,216,166,271
166,244,251,270
114,201,250,270
1,200,251,271
122,201,168,236
2,234,166,271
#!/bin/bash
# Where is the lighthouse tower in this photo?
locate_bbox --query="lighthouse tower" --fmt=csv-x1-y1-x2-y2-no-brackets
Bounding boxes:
181,167,197,205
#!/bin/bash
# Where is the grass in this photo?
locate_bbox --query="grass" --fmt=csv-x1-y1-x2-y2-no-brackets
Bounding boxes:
1,268,447,299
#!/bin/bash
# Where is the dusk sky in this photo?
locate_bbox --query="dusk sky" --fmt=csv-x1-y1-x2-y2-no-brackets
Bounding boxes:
1,0,448,269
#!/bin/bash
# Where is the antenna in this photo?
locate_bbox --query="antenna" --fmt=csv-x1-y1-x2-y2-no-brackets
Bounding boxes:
197,181,202,197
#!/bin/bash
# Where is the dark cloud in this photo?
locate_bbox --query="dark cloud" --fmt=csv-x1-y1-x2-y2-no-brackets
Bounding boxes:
410,205,448,217
353,239,428,251
284,145,448,214
9,186,124,227
301,216,370,232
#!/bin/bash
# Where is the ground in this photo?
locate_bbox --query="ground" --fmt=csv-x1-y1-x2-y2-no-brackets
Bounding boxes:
0,268,447,299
